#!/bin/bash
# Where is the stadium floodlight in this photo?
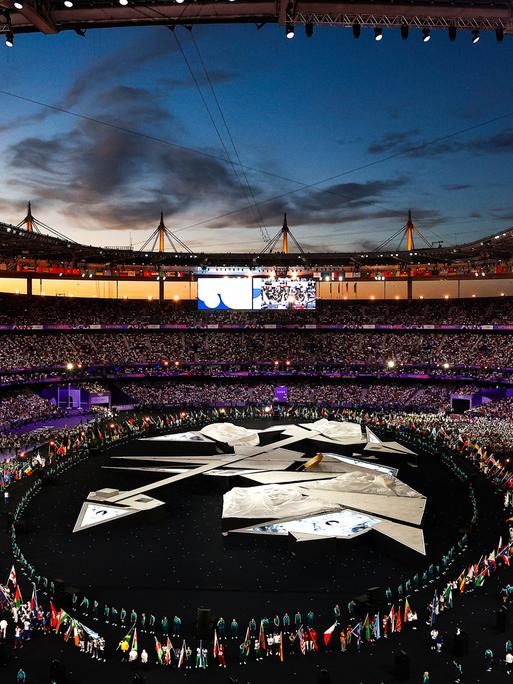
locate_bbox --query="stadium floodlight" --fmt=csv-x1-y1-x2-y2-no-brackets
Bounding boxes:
5,31,14,47
64,0,73,7
13,1,23,9
387,360,396,369
119,0,128,5
66,362,74,370
286,23,295,39
422,28,430,42
472,30,480,44
374,27,383,41
442,362,450,369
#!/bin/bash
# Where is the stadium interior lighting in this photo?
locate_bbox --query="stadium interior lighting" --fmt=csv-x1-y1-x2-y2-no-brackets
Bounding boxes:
400,24,409,40
13,1,23,8
64,0,73,6
422,28,431,42
374,27,383,41
448,26,457,41
5,31,14,47
286,23,295,39
472,30,480,44
442,362,450,369
387,360,396,369
66,362,74,370
119,0,128,5
352,22,361,39
305,22,313,38
496,27,504,42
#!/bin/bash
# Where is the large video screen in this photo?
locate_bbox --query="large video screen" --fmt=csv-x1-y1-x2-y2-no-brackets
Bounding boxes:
252,278,316,310
197,277,316,310
197,277,253,310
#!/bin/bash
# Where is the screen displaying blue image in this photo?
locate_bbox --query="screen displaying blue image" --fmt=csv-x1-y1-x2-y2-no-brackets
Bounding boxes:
197,277,253,310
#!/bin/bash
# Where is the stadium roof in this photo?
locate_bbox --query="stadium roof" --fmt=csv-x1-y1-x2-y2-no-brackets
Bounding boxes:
2,0,512,36
2,218,513,268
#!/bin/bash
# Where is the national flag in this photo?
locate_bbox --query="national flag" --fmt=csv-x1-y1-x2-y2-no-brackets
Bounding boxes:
297,626,306,655
50,602,58,628
474,573,485,588
323,621,337,646
396,606,402,633
213,629,219,658
178,640,186,668
13,584,22,608
29,584,38,613
404,598,411,623
242,626,251,656
165,637,171,665
373,613,381,640
198,640,206,668
132,628,138,653
55,609,66,633
308,627,318,652
363,614,371,641
430,592,438,626
279,632,284,662
155,637,163,665
7,565,17,588
389,605,395,633
350,622,362,643
73,622,80,647
458,571,465,593
259,619,266,650
63,622,73,642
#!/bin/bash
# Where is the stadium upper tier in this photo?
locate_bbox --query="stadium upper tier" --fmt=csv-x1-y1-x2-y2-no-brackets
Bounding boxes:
0,294,512,328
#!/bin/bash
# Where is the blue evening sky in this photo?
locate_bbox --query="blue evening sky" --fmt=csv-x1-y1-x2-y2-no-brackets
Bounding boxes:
0,23,511,252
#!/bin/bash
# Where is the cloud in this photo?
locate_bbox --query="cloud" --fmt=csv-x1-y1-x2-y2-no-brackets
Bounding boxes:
443,184,473,191
0,30,175,134
159,68,237,89
4,84,262,236
202,177,429,232
367,126,513,160
367,130,420,155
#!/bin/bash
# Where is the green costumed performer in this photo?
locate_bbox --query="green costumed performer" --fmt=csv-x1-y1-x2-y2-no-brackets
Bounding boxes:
231,618,238,639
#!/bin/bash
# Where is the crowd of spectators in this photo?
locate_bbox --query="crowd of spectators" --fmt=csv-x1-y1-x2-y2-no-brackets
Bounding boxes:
0,389,60,432
467,397,513,419
120,380,475,413
0,294,513,328
0,330,512,374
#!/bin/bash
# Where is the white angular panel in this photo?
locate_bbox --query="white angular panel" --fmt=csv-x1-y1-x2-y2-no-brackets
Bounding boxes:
73,502,138,533
375,519,426,555
141,432,213,442
233,509,381,539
